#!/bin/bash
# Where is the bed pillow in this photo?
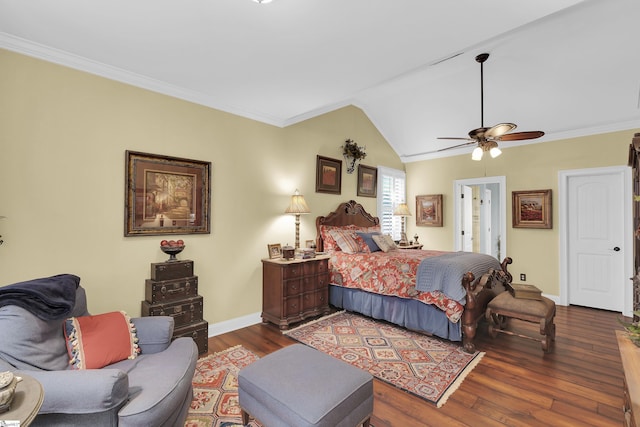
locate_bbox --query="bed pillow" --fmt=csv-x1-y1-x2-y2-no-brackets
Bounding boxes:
329,229,367,254
64,311,140,369
356,231,382,252
320,226,341,252
372,234,397,252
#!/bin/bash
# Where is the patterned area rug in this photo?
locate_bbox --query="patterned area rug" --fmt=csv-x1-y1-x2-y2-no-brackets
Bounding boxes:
185,345,262,427
284,311,484,408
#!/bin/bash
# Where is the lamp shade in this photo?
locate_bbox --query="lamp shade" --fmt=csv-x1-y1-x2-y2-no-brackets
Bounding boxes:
284,190,310,215
472,146,483,161
393,203,411,216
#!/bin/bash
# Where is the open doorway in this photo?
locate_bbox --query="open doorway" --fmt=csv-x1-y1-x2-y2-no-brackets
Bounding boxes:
454,176,506,259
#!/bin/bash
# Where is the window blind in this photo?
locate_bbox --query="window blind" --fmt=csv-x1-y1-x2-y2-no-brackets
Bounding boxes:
376,166,406,240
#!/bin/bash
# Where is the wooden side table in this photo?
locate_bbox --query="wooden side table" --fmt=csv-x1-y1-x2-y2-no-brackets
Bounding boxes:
1,374,44,426
261,255,330,329
397,244,423,249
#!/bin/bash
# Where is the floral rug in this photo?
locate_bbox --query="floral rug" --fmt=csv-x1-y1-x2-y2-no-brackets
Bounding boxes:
284,311,484,407
185,345,262,427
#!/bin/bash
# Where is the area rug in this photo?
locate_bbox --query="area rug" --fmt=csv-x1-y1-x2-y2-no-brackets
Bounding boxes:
284,311,484,407
185,345,262,427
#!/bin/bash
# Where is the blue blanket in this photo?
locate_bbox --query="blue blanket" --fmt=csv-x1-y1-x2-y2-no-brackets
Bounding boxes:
416,252,501,304
0,274,80,320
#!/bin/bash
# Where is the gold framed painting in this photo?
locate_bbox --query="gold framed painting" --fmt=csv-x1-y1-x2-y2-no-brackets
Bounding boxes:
125,151,211,236
512,189,552,229
416,194,443,227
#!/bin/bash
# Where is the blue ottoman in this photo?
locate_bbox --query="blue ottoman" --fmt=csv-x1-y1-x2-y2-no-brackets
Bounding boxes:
238,344,373,427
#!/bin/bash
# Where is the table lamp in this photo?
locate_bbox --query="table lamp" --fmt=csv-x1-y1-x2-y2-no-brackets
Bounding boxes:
393,203,411,245
284,189,311,249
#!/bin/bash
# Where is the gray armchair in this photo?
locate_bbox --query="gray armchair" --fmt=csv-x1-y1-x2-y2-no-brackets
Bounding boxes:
0,277,198,427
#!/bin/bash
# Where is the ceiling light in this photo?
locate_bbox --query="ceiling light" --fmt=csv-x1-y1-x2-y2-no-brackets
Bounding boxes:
490,146,502,158
472,146,483,161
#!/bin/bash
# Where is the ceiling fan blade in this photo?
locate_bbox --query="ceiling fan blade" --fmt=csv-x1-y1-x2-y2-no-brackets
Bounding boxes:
437,137,475,141
484,123,516,138
438,141,477,151
497,131,545,141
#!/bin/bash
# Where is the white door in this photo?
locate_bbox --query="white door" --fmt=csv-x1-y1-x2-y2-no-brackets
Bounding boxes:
462,185,473,251
567,170,626,311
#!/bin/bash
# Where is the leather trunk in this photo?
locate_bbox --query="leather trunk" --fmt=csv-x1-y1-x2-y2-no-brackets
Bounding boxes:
150,260,194,281
145,276,198,303
173,320,209,354
141,296,203,328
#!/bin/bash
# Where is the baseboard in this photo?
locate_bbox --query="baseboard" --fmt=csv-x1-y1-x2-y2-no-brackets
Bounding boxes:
207,312,262,337
542,293,561,305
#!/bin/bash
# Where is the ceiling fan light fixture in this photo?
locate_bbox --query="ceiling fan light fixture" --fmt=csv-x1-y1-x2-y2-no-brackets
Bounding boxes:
490,146,502,158
472,146,483,161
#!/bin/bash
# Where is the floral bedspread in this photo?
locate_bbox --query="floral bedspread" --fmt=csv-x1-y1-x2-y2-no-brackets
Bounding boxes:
329,250,466,323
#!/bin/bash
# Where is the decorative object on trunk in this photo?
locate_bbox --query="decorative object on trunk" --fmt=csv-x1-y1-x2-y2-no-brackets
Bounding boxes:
341,139,366,174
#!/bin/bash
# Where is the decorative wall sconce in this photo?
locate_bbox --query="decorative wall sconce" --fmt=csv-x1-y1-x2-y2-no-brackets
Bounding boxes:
342,139,367,174
284,190,311,249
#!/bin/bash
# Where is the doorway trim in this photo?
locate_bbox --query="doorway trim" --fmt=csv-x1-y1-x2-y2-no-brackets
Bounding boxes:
454,176,507,257
558,166,633,316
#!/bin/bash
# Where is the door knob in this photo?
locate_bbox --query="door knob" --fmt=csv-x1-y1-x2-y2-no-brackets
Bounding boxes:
613,246,621,252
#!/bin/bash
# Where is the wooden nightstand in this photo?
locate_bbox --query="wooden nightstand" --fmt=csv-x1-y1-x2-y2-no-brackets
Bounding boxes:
397,244,423,249
261,255,331,329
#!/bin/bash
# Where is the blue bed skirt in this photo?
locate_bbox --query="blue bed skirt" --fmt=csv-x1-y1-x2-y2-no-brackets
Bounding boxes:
329,285,462,342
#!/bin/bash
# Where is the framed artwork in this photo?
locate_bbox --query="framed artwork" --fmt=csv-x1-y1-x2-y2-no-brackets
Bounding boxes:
416,194,443,227
357,164,377,198
125,151,211,236
315,155,342,194
267,243,282,259
512,189,552,229
305,240,315,248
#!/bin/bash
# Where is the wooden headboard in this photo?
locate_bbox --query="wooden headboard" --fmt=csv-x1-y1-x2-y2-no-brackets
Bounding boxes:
315,200,379,251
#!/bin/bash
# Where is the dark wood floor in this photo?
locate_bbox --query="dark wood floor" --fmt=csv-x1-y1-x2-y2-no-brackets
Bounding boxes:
206,305,627,426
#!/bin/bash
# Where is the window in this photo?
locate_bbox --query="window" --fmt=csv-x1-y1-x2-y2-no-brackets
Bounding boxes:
376,166,406,240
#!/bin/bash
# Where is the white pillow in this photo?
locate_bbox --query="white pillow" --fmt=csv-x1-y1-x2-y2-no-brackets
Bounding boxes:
372,234,397,252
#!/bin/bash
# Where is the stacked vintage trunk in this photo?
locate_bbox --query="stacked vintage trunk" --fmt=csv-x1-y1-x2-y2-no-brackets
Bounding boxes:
141,260,208,354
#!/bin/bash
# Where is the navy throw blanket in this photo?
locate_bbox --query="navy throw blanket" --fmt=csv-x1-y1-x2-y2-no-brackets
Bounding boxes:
0,274,80,320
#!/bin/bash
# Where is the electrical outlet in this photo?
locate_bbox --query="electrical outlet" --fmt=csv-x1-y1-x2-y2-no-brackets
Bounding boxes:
520,273,526,281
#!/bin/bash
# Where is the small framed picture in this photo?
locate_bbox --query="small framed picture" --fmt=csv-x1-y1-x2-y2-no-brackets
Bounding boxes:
416,194,443,227
315,155,342,194
267,243,282,259
512,189,552,229
357,164,377,198
305,240,315,248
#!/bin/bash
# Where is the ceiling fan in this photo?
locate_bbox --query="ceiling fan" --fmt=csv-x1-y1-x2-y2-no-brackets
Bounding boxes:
437,53,544,160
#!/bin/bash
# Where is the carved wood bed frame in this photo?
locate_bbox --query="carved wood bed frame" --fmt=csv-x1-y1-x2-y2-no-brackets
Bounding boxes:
316,200,513,352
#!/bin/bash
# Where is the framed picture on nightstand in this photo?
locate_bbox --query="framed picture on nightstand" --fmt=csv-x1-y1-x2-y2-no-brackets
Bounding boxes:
267,243,282,259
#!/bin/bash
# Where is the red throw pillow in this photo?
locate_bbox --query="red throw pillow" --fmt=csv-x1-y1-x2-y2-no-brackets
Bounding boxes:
64,311,140,369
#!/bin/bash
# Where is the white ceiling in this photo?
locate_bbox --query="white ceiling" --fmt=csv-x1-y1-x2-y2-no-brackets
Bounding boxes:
1,0,639,162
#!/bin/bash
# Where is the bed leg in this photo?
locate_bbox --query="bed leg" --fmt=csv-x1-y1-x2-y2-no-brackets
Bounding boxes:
462,322,477,353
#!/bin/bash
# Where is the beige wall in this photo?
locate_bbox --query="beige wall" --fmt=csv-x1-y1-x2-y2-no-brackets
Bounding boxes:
2,48,637,326
0,49,402,325
405,130,638,296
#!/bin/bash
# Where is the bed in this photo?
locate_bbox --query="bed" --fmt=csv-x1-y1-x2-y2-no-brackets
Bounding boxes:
315,200,513,353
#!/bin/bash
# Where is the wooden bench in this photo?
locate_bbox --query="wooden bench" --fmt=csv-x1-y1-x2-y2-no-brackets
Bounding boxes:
486,291,556,353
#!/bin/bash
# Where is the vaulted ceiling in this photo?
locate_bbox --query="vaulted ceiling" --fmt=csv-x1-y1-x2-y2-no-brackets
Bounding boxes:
1,0,639,162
